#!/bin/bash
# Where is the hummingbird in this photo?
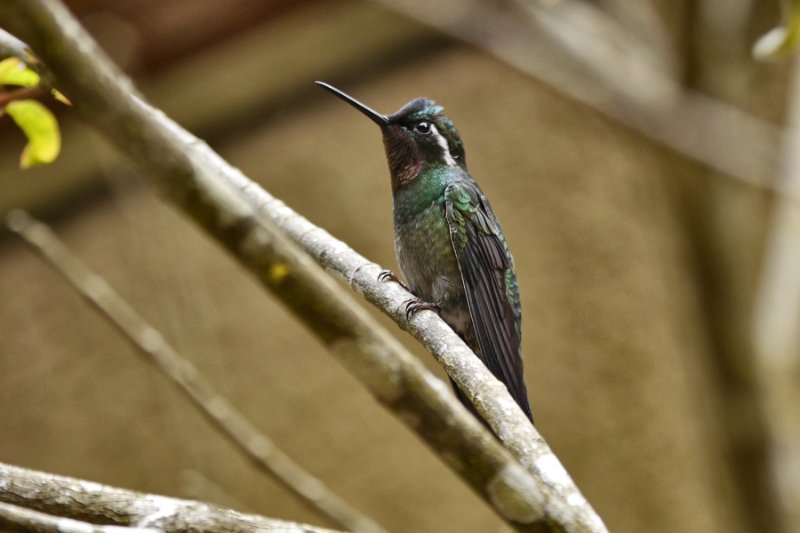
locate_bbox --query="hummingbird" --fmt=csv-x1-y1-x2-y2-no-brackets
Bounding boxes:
316,81,533,423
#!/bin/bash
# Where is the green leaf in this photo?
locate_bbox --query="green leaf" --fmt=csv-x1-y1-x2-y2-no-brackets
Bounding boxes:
0,57,40,87
5,99,61,168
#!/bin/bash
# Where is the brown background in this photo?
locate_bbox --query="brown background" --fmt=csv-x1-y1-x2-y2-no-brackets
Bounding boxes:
0,1,789,532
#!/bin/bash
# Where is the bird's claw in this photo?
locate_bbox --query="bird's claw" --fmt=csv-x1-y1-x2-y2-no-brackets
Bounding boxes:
378,269,410,291
380,272,438,318
403,298,440,321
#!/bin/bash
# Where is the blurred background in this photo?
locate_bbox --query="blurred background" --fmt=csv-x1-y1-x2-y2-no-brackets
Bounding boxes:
1,0,799,532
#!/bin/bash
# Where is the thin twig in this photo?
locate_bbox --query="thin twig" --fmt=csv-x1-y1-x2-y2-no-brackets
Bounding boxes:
0,462,343,533
0,85,44,108
0,501,159,533
5,209,386,533
0,2,607,531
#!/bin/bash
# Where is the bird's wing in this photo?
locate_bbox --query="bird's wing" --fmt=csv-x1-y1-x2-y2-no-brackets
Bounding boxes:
444,180,532,420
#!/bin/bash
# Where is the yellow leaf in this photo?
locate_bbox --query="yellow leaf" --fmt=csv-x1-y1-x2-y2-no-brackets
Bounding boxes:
5,100,61,168
0,57,40,87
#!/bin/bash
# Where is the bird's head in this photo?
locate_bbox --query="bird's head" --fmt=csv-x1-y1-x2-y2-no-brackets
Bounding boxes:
316,82,466,191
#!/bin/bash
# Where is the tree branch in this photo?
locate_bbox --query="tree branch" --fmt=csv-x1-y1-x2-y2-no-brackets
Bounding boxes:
0,501,159,533
5,209,386,533
0,462,342,533
0,2,606,531
0,27,56,89
0,86,44,109
0,28,33,64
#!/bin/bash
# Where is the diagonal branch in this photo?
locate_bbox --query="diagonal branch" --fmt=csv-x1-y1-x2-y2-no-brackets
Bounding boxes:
0,28,34,64
5,209,386,533
0,462,342,533
0,2,606,531
0,501,159,533
0,27,56,89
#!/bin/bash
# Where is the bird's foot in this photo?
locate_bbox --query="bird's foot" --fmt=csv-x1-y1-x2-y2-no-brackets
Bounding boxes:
403,298,441,321
378,269,410,291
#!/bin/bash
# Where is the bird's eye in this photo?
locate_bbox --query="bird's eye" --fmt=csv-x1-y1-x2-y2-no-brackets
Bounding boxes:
414,121,432,134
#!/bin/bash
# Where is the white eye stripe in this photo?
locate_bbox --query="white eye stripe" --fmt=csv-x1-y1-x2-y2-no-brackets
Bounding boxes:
429,123,458,167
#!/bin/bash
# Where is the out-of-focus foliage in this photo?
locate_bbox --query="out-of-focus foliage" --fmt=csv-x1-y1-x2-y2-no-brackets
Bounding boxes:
753,0,800,60
0,56,68,168
0,57,40,86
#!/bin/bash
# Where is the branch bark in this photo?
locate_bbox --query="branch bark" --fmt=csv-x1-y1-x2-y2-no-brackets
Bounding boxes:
0,501,158,533
0,86,45,109
0,28,34,64
0,462,342,533
0,2,606,532
5,209,386,533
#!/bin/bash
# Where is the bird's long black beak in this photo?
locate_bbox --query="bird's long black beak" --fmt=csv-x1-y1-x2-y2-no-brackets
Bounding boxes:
315,81,389,127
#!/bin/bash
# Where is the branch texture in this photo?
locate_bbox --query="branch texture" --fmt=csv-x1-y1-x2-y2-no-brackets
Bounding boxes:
0,501,158,533
0,28,33,64
0,2,606,532
6,209,385,533
0,462,341,533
